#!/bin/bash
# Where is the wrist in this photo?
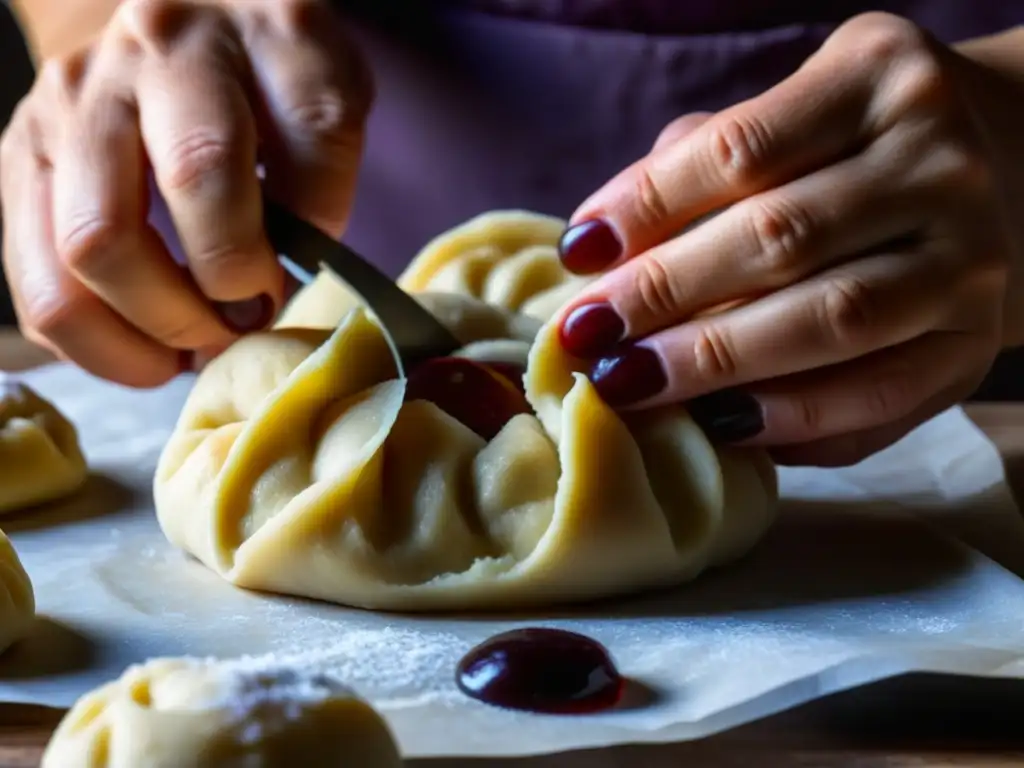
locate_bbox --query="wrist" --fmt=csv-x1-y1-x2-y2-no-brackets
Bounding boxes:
954,29,1024,348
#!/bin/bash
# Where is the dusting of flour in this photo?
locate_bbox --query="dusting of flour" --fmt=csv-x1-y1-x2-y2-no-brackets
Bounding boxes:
233,621,468,710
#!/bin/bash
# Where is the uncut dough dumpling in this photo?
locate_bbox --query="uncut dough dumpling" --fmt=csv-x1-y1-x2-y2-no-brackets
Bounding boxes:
42,657,403,768
0,529,35,654
0,378,87,514
155,210,778,611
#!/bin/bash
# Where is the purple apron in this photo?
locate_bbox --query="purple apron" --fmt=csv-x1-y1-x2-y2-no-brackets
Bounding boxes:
339,0,1024,275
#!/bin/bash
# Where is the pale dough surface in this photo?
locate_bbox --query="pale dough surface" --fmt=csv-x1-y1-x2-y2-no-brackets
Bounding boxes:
154,210,779,611
42,657,403,768
0,528,34,655
0,377,88,514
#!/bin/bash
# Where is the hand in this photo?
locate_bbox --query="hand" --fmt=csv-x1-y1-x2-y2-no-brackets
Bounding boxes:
554,13,1014,467
1,0,372,387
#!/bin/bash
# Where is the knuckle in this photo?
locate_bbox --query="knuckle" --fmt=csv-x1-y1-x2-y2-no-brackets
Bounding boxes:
864,367,917,423
629,165,672,230
23,292,93,344
187,245,256,291
705,113,773,190
925,141,993,193
38,50,91,105
58,215,125,276
691,324,740,382
153,316,216,350
747,197,813,279
792,396,826,436
843,13,929,62
634,252,683,320
160,129,235,193
820,277,876,347
885,52,955,120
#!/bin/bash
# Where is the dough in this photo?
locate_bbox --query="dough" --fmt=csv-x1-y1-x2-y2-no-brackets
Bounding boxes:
0,528,34,654
154,210,778,611
41,656,403,768
0,378,88,514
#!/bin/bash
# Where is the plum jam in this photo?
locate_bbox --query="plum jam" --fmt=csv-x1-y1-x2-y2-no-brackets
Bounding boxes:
404,357,531,440
455,628,624,714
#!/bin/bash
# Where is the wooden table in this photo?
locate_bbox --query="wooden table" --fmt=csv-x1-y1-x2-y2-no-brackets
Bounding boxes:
3,329,1024,768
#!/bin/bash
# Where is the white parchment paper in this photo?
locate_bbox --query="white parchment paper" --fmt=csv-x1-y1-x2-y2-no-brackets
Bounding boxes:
3,362,1024,759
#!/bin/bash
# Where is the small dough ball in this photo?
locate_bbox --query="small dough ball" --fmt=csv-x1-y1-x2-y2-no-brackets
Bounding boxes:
0,378,88,514
42,657,403,768
0,529,35,654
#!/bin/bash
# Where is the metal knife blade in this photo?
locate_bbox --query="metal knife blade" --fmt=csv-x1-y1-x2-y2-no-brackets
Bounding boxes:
263,198,462,373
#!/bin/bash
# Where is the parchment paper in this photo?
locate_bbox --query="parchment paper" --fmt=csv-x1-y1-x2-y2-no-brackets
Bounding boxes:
4,362,1024,760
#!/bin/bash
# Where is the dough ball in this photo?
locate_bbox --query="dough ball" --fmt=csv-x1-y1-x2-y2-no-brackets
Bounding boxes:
398,209,593,322
155,211,778,611
0,378,88,514
42,657,403,768
0,529,35,654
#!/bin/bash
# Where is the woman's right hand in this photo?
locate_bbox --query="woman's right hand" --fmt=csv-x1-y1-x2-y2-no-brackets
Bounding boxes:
1,0,372,387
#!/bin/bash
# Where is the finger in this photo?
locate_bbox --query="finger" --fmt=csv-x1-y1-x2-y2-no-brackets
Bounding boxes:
52,67,237,351
651,112,713,153
770,415,923,467
563,140,924,350
128,3,283,315
585,250,960,409
560,42,875,273
691,331,991,447
241,0,373,237
768,380,975,467
2,119,181,388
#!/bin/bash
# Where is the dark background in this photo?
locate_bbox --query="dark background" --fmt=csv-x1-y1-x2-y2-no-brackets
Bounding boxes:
0,4,1020,398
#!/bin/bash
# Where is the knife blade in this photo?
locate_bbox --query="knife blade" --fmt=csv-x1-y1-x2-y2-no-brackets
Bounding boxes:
263,198,462,374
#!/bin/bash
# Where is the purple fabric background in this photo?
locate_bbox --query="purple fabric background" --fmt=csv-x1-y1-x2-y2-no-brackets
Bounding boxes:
339,1,1024,275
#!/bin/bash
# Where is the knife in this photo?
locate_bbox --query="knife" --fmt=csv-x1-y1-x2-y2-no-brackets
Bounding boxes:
263,198,462,375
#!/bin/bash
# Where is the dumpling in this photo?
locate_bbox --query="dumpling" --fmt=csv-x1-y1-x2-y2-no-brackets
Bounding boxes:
397,209,594,321
0,529,35,654
41,657,403,768
154,210,778,611
0,378,88,514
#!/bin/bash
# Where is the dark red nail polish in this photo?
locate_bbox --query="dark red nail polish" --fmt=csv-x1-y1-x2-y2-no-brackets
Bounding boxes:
589,344,666,407
686,389,764,442
217,294,276,333
558,219,623,275
560,303,626,358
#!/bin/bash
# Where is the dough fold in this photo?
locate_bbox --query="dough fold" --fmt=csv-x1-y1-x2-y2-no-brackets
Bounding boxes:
155,210,778,610
42,657,402,768
0,379,88,514
0,529,34,654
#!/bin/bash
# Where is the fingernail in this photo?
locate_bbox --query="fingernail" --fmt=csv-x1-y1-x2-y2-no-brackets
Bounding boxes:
687,389,764,442
560,302,626,358
589,344,667,407
217,294,275,333
558,219,623,275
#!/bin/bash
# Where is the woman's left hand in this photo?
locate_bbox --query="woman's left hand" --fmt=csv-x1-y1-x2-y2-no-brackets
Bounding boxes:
555,12,1016,467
